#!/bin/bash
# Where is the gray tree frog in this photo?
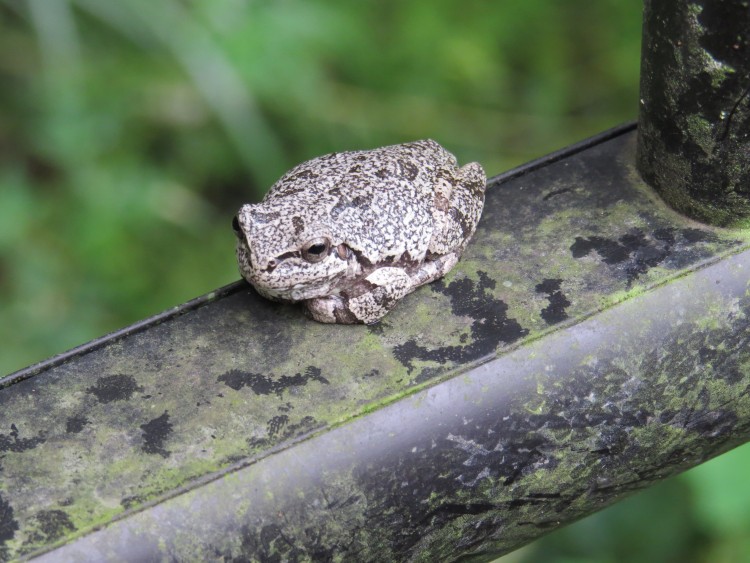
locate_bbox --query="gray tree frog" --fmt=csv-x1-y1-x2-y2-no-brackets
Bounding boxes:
233,140,486,324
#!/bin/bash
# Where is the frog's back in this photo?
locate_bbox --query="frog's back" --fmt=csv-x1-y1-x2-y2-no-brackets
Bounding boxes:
261,140,458,260
265,140,453,202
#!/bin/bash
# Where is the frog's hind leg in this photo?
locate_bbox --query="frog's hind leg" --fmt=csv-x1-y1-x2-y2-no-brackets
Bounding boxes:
428,161,486,257
421,161,485,287
306,267,413,325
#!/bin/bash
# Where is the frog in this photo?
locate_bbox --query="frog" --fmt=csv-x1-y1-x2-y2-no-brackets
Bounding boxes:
233,139,486,324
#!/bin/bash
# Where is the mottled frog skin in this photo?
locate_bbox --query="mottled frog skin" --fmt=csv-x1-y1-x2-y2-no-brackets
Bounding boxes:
233,140,486,324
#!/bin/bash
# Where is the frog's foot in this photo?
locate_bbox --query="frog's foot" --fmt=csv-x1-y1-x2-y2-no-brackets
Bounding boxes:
305,294,351,324
410,251,460,288
306,267,413,325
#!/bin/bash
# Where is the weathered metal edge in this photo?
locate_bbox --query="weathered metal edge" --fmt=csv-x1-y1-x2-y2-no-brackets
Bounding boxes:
489,121,636,185
0,281,245,389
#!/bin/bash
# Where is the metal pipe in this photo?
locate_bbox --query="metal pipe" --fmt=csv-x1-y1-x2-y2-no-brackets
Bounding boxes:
637,0,750,227
34,247,750,562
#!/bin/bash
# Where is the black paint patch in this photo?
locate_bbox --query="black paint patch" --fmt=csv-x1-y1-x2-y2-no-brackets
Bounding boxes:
65,415,89,434
0,424,45,453
267,415,289,438
653,227,677,245
393,271,528,375
570,228,721,285
0,494,18,558
284,415,318,436
86,374,144,404
218,366,329,396
25,510,76,544
140,411,172,458
535,278,571,324
247,415,320,452
570,235,631,264
681,227,716,243
121,494,147,510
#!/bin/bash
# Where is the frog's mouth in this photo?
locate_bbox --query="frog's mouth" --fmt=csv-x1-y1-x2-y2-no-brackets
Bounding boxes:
250,268,350,303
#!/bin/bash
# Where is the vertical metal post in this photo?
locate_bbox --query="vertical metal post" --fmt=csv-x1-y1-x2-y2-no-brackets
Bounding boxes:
637,0,750,227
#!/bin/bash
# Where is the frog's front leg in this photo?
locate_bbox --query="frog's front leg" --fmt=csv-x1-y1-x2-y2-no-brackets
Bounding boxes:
305,267,413,324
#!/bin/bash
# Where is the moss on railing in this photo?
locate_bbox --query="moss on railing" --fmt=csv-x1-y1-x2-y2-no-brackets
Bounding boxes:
3,127,750,561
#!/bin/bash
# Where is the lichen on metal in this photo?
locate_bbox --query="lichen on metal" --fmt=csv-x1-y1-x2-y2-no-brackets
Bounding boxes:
2,127,750,561
637,0,750,227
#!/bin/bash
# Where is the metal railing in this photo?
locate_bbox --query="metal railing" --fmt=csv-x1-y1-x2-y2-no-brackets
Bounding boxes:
1,2,749,561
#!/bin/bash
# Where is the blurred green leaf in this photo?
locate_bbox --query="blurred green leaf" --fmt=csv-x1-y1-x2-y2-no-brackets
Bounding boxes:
684,445,750,543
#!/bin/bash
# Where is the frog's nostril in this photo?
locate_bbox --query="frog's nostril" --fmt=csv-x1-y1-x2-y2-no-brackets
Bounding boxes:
232,215,242,238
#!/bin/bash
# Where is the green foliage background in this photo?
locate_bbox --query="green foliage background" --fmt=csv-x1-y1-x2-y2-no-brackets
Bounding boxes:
0,1,748,561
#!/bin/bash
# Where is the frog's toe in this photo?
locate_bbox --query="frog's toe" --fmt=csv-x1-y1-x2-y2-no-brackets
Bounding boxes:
411,252,460,287
305,295,357,324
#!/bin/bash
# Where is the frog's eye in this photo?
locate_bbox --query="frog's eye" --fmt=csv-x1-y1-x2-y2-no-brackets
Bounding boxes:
232,215,243,238
301,237,331,263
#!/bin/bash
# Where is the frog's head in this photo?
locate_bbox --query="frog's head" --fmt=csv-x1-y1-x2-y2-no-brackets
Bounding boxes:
233,203,351,302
